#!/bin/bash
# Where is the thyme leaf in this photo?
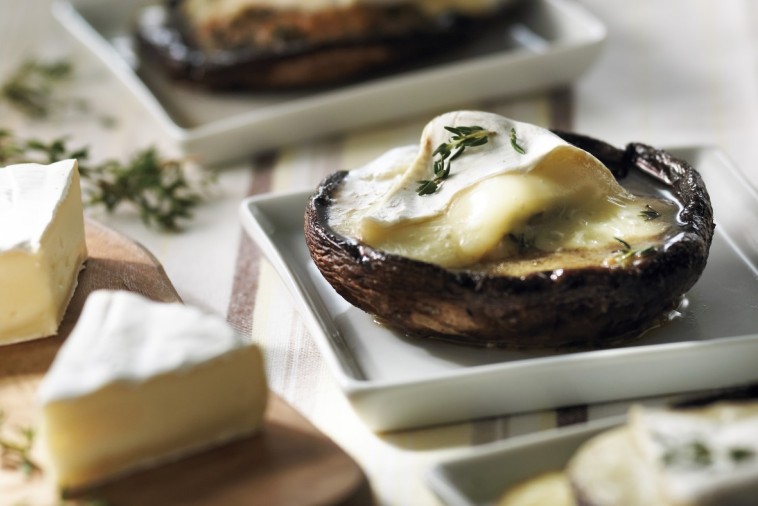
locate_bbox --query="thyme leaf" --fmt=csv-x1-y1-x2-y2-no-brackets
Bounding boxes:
510,127,526,154
662,439,713,468
0,131,213,231
417,125,492,196
640,204,661,221
611,236,656,263
730,447,755,463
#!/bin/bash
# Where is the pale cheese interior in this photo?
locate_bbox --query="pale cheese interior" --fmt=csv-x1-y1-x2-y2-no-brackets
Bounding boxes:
41,345,267,490
0,169,87,344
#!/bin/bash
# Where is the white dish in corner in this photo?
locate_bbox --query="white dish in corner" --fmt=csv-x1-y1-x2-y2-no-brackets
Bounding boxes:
53,0,605,165
427,417,623,506
239,146,758,431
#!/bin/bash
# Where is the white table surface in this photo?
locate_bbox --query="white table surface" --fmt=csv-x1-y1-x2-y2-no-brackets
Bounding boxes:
2,1,757,504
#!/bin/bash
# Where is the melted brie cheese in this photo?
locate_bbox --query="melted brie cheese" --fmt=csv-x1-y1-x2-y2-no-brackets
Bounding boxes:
330,111,676,270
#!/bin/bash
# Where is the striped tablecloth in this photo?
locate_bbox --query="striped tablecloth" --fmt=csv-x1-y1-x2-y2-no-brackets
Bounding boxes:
2,1,758,504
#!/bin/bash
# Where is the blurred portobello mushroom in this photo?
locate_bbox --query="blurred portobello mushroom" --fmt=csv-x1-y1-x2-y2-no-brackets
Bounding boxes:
135,0,521,89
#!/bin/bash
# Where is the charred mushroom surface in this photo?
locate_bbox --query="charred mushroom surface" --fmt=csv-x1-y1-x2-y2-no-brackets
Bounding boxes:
304,116,714,349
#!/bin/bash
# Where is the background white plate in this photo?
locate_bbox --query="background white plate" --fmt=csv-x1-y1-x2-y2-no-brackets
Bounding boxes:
427,417,623,506
53,0,606,165
239,146,758,431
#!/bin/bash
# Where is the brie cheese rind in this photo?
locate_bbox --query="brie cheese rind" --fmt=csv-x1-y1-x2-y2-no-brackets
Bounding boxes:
0,159,87,345
329,111,677,270
38,290,268,491
568,404,758,506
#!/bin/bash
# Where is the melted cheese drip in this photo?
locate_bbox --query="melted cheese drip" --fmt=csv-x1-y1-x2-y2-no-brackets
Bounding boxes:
330,111,676,270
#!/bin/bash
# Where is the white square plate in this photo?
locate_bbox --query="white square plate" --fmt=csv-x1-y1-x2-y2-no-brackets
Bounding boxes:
53,0,606,165
239,146,758,431
427,417,623,506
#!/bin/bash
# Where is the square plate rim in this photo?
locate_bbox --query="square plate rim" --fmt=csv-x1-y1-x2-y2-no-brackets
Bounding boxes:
425,416,625,506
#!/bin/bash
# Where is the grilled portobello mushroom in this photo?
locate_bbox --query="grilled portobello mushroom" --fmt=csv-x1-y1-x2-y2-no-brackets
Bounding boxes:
136,0,519,89
304,111,714,348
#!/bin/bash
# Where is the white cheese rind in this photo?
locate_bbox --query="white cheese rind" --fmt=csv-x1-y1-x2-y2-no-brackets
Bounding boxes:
38,290,268,490
361,112,582,225
0,160,87,345
0,159,78,252
39,290,252,402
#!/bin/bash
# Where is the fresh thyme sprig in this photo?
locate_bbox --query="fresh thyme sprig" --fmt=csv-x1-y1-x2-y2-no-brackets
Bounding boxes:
0,410,40,477
1,59,73,118
1,58,116,127
510,127,526,154
640,204,661,221
416,125,492,196
0,131,213,231
83,148,212,231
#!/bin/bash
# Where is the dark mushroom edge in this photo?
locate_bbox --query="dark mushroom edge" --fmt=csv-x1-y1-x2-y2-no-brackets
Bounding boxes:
304,131,715,349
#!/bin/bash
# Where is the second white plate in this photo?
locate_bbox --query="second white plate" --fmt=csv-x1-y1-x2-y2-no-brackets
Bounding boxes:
427,417,623,506
54,0,605,165
240,146,758,431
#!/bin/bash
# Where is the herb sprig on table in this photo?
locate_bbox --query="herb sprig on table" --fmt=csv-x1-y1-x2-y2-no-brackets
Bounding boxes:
0,59,73,118
0,409,40,477
1,58,116,127
0,130,213,231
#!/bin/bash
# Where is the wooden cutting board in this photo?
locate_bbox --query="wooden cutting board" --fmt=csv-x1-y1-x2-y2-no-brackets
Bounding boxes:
0,220,370,506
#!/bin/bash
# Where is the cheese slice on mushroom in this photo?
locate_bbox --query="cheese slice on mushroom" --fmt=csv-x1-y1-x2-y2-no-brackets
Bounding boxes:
330,111,676,269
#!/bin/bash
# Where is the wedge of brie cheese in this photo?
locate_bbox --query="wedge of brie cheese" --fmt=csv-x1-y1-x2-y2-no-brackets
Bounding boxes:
329,111,676,270
38,290,268,491
0,159,87,345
